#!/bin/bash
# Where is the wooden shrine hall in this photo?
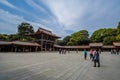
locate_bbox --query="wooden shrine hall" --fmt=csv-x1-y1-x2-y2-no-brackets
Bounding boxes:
27,27,60,51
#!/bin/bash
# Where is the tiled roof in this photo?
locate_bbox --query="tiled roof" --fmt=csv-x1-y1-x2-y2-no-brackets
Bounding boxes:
0,41,40,47
11,41,40,46
54,45,89,49
89,43,103,47
0,41,11,45
27,27,60,38
54,44,63,48
113,42,120,46
103,45,115,48
64,46,89,49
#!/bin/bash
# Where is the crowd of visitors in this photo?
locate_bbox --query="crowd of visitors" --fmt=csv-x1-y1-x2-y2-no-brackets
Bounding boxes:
84,48,100,67
111,49,119,55
58,48,119,68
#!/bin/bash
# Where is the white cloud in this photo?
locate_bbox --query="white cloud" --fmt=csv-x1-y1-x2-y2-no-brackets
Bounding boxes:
0,0,119,38
44,0,88,26
0,9,48,34
0,0,30,14
0,0,17,9
43,0,119,35
43,0,98,33
25,0,47,13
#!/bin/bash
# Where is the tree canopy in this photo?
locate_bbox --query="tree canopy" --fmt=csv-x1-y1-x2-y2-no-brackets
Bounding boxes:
18,22,34,36
116,22,120,41
65,30,90,46
17,22,34,41
91,28,117,45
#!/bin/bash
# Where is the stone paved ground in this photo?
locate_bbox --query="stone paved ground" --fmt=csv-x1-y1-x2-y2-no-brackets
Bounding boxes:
0,51,120,80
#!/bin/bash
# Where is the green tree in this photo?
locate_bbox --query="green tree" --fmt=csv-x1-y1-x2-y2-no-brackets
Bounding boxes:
63,36,70,45
55,36,70,46
67,30,90,45
116,34,120,41
69,37,77,45
91,28,117,45
17,22,34,40
55,40,65,46
0,34,9,40
91,29,105,42
67,41,74,46
116,22,120,41
117,22,120,35
8,34,19,41
103,36,117,45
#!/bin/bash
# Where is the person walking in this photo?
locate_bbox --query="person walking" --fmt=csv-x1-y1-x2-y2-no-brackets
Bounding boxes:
89,49,93,60
92,49,96,61
84,49,87,60
93,49,100,67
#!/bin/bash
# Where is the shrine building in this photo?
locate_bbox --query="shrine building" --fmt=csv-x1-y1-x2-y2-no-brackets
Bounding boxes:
27,27,60,51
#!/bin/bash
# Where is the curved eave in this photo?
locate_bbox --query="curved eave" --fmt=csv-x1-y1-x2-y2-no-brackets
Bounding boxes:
26,31,61,39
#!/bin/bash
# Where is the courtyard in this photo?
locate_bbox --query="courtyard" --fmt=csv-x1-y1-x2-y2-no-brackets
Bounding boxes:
0,52,120,80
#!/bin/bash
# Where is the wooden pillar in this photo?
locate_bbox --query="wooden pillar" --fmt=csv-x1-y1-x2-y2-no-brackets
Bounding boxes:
49,43,51,51
15,47,17,52
35,47,38,52
41,34,43,51
45,42,47,51
30,47,31,52
23,48,25,52
52,43,54,51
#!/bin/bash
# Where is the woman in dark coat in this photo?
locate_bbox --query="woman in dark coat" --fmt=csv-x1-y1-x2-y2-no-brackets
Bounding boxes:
93,49,100,67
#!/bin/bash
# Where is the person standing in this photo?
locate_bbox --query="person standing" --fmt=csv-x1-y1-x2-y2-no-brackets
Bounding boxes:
93,49,100,67
59,49,61,54
84,49,87,60
110,49,113,54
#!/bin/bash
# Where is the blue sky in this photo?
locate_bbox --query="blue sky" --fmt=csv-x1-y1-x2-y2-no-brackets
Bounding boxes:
0,0,120,38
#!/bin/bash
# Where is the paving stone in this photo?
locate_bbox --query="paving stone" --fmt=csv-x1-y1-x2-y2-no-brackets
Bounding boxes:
0,52,120,80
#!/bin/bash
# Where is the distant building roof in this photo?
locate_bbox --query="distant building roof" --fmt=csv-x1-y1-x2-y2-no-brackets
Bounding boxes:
103,45,115,48
0,41,40,47
11,41,41,47
89,43,103,47
54,44,63,48
54,45,89,49
64,46,89,49
0,41,11,45
113,42,120,47
38,27,52,33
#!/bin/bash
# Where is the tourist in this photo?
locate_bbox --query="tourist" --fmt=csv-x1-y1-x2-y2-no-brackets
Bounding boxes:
113,49,117,54
84,49,87,60
98,48,101,54
116,49,119,55
76,49,78,53
89,49,93,60
92,49,96,61
68,49,70,53
59,49,62,54
110,49,113,54
93,49,100,67
64,49,66,54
